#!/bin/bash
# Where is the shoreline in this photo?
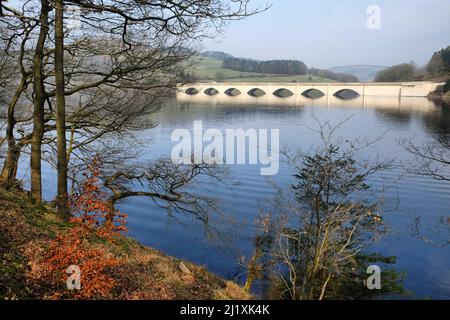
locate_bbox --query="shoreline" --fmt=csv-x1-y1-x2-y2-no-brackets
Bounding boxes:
0,187,251,300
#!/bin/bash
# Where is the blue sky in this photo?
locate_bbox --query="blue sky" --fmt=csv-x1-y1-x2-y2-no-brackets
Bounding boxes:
203,0,450,68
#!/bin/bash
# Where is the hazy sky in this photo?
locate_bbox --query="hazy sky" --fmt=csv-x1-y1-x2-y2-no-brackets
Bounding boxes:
203,0,450,68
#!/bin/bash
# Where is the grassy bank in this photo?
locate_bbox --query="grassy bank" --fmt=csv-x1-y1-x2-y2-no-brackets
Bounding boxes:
0,187,251,300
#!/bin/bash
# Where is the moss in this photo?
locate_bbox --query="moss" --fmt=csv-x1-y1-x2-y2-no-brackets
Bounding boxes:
0,250,31,299
0,189,34,299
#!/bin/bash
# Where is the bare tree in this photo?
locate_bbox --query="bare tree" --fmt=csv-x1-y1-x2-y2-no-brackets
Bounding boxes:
0,0,268,214
402,117,450,246
103,158,228,227
29,0,50,203
0,5,36,185
403,135,450,182
0,39,13,160
245,120,402,300
54,0,69,217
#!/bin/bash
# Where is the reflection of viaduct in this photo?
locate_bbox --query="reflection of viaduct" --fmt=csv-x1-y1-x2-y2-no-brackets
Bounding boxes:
179,81,442,100
177,88,442,113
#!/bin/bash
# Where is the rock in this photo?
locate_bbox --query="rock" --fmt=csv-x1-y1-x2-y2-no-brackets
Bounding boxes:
179,262,191,275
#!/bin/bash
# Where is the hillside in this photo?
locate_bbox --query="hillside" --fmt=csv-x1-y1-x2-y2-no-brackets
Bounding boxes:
190,56,334,83
328,65,387,82
190,56,265,79
0,187,251,300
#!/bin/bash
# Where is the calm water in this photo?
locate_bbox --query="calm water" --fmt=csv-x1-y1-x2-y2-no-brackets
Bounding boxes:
33,95,450,299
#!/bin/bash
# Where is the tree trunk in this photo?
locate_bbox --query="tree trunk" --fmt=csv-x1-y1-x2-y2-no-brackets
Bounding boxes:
1,94,17,184
30,0,49,204
0,80,24,184
105,196,119,223
244,248,261,292
54,0,69,219
1,147,20,183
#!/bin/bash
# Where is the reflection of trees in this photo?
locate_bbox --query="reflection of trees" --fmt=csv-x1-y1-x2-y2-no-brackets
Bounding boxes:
373,108,412,126
403,101,450,182
420,99,450,139
402,100,450,247
373,100,450,131
155,102,305,125
218,104,304,119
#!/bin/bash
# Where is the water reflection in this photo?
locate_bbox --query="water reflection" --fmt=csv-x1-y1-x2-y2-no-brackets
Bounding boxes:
421,100,450,138
13,85,449,299
21,93,441,299
177,90,437,112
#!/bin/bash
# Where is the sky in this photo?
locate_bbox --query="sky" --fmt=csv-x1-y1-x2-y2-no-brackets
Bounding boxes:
203,0,450,69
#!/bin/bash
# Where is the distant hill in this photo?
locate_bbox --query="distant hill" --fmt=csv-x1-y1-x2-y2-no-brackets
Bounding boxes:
328,65,387,82
201,51,234,61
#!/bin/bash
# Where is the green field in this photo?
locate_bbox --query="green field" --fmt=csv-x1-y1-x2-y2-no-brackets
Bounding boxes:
190,56,333,83
190,57,263,79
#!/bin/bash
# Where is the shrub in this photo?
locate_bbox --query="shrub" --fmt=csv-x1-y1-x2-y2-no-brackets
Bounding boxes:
427,46,450,76
38,156,127,299
444,79,450,93
375,63,416,82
